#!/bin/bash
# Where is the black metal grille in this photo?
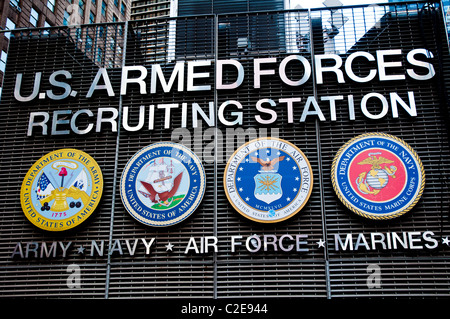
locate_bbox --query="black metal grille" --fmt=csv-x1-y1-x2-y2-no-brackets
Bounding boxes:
0,1,450,299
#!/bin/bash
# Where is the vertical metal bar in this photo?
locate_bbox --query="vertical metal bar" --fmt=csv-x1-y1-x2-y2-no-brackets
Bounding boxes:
308,8,331,300
104,20,128,300
93,26,98,64
213,13,219,300
351,7,358,50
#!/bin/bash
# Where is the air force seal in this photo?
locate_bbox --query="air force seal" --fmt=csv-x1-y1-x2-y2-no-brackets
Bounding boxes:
224,138,313,223
332,133,425,220
120,142,206,227
20,149,103,231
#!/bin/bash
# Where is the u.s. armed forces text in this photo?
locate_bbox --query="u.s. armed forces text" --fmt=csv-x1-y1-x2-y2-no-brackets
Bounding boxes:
15,49,436,136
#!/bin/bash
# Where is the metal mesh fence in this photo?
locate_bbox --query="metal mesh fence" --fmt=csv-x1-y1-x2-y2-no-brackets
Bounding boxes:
0,1,450,299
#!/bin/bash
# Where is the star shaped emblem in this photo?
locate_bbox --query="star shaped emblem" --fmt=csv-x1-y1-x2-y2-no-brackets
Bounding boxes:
77,245,85,254
165,242,174,251
317,239,326,248
442,237,450,246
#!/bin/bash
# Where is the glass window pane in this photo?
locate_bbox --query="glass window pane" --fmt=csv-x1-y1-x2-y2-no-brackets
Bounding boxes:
5,18,15,39
0,51,8,73
46,0,55,12
30,8,39,27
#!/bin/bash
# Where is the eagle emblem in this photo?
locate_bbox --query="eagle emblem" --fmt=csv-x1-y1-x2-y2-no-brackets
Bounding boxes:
138,158,184,208
251,156,285,171
224,138,313,223
252,155,285,204
120,142,206,227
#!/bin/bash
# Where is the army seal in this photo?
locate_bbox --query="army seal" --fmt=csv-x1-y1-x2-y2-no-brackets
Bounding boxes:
20,148,103,231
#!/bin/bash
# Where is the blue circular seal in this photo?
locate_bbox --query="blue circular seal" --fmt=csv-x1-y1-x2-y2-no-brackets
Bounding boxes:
120,142,206,227
224,138,313,223
331,133,425,220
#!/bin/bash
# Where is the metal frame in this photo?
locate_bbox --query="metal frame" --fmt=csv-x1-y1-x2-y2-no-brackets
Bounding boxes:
0,1,450,299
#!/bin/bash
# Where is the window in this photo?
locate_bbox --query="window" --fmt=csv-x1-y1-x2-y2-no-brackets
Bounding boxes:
9,0,20,8
109,37,115,51
76,28,82,42
47,0,55,12
98,26,105,38
78,0,85,18
121,2,125,16
97,47,103,63
114,0,118,7
0,51,7,73
63,10,70,25
5,18,16,39
101,1,106,17
117,18,123,36
89,11,95,24
43,21,51,35
92,0,96,6
30,8,39,27
86,35,93,51
112,14,117,22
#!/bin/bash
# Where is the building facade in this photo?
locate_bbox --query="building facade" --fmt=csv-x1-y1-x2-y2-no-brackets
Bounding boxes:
1,0,450,302
0,0,130,97
131,0,171,20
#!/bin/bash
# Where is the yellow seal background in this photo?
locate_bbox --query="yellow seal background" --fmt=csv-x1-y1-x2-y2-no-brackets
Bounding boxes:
20,148,103,232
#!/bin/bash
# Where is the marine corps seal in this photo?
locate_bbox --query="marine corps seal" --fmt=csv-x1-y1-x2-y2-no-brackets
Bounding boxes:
224,137,313,223
20,149,103,231
120,142,206,227
331,133,425,220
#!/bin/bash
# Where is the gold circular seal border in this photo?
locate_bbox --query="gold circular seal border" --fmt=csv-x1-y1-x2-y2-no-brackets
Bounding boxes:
20,148,103,232
331,132,425,220
119,142,206,227
223,137,314,224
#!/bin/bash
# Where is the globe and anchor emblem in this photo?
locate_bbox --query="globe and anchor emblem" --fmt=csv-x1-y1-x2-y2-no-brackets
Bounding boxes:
331,133,425,220
355,152,397,195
